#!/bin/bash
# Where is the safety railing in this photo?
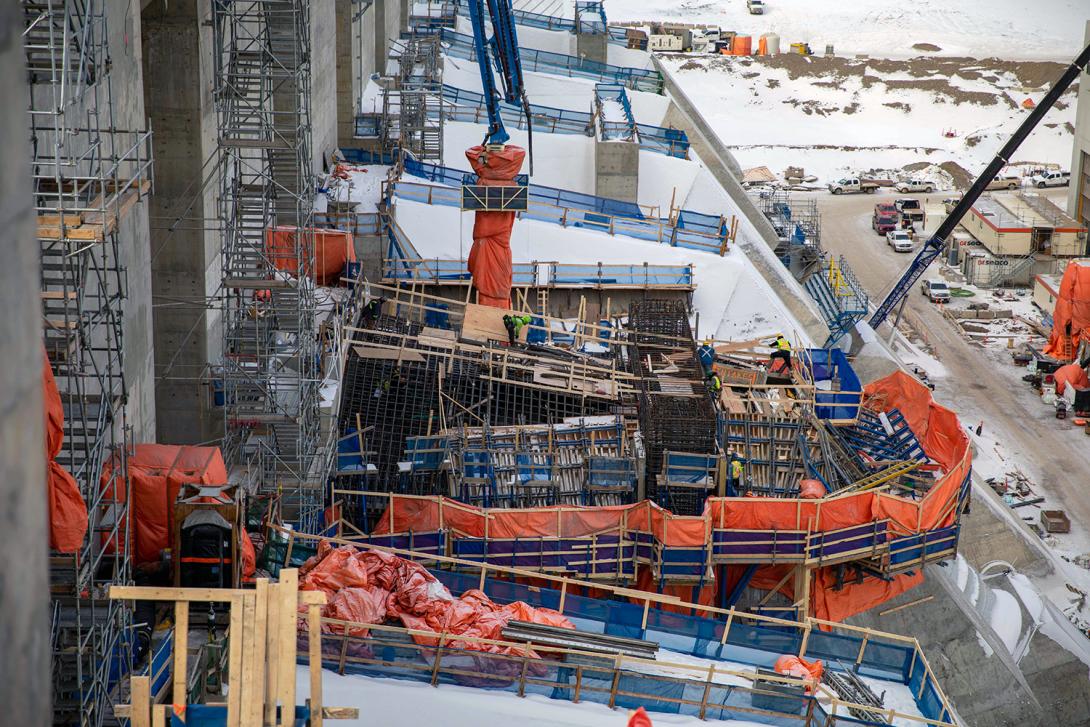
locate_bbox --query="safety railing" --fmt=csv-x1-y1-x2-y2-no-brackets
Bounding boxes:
594,83,638,142
447,0,647,48
437,29,664,93
264,529,959,726
391,177,730,254
381,256,694,289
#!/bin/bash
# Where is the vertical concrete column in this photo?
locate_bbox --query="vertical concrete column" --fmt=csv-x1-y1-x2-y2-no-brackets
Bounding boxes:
576,31,609,65
336,0,361,148
374,0,389,77
595,139,641,203
141,0,222,444
0,4,51,723
1066,21,1090,224
311,0,338,166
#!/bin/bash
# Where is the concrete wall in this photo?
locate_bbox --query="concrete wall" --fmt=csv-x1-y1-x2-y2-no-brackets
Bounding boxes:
849,479,1090,725
652,56,830,345
576,31,608,65
110,0,157,441
312,1,338,169
595,140,640,203
336,0,362,148
141,0,221,444
0,4,51,722
1067,21,1090,226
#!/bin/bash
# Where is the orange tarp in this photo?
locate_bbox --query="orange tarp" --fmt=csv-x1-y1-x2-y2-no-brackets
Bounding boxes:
264,226,356,285
1054,362,1090,396
1044,262,1090,360
466,145,525,308
43,349,88,553
101,444,228,565
811,568,923,623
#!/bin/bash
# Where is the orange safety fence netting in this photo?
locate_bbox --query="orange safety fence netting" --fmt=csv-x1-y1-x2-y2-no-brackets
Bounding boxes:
43,348,88,553
1045,261,1090,360
100,444,229,565
465,145,525,308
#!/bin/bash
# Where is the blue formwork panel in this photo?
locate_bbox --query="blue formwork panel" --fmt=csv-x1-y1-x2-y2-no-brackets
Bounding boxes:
806,348,862,422
712,529,807,562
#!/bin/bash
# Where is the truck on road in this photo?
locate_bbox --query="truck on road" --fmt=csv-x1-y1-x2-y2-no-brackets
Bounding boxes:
894,179,935,193
828,177,879,195
1032,170,1070,188
920,279,951,303
895,197,925,224
985,175,1021,191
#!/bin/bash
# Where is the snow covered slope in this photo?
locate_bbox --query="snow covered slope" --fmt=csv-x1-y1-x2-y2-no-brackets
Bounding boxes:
658,54,1077,184
604,0,1087,60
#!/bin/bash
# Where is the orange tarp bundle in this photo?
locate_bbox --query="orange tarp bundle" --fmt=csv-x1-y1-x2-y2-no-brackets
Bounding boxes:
42,349,88,553
1054,362,1090,396
298,541,574,655
101,444,229,565
1044,261,1090,360
465,145,525,308
264,226,356,285
733,36,751,55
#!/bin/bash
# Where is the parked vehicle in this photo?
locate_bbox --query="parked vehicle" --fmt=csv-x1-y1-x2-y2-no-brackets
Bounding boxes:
1032,170,1071,188
894,179,935,193
872,210,900,234
887,229,914,252
984,175,1021,191
942,196,962,214
874,202,898,217
747,0,765,14
828,177,879,195
920,279,951,303
895,197,925,224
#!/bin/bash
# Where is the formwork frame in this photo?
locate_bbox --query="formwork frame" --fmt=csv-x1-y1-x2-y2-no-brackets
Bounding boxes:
23,1,154,724
212,0,322,527
382,33,444,161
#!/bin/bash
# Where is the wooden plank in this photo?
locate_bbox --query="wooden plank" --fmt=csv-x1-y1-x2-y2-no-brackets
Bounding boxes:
250,579,270,726
461,302,526,344
278,569,299,727
172,602,189,715
227,598,243,727
109,585,245,603
40,290,78,300
351,344,426,363
152,704,167,727
309,603,323,727
38,212,83,226
239,593,258,727
130,676,151,727
321,707,361,719
265,583,281,727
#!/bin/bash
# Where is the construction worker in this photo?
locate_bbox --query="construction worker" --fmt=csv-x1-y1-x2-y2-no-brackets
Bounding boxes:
728,453,744,497
502,313,532,345
769,333,792,373
362,296,387,327
707,371,722,395
698,337,716,374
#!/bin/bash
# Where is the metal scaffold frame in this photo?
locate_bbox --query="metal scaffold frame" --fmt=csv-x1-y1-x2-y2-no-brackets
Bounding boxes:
212,0,322,528
23,1,154,724
380,33,444,161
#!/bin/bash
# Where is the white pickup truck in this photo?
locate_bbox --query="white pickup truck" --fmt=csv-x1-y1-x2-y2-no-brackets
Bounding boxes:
920,279,951,303
747,0,765,14
828,177,879,195
894,179,935,193
1032,171,1070,188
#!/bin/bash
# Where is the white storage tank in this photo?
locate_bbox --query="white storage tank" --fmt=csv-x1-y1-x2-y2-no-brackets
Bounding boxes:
762,32,780,55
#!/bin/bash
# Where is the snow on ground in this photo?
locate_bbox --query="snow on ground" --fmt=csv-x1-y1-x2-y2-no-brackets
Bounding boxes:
301,666,772,727
658,54,1077,185
393,196,805,342
604,0,1087,60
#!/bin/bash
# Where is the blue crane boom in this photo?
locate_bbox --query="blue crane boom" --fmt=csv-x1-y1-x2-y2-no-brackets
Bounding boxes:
869,40,1090,330
465,0,532,148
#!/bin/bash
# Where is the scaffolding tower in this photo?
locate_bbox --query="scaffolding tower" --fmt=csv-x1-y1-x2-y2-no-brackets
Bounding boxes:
382,33,444,161
212,0,322,527
23,1,154,724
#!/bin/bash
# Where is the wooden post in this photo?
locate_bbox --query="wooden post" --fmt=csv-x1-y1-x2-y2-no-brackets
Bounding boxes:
338,633,350,675
265,583,281,727
238,593,258,727
608,655,621,708
250,580,270,726
431,639,446,686
573,665,583,703
309,603,323,727
518,648,531,697
699,664,716,719
130,675,151,727
226,597,243,727
172,601,189,714
278,569,299,727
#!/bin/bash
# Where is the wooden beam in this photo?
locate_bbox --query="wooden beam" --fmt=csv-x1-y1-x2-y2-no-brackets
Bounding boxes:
130,676,150,727
278,569,299,727
172,602,189,715
309,603,323,727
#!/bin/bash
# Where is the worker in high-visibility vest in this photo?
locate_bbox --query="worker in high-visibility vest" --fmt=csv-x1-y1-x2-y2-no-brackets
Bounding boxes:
769,333,792,373
728,453,744,497
503,314,532,345
707,372,722,394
